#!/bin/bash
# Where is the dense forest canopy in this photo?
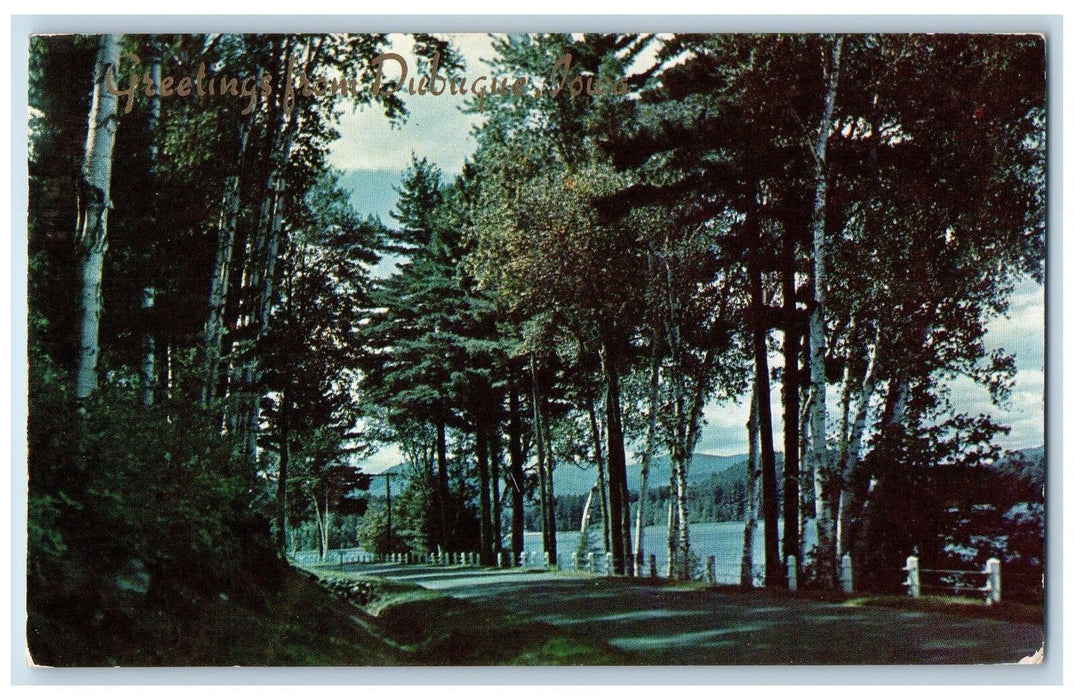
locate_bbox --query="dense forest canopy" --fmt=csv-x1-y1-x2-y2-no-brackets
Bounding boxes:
26,31,1045,663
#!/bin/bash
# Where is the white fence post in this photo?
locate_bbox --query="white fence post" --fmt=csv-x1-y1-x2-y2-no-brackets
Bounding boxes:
571,552,579,571
841,553,853,594
605,552,614,576
985,558,1002,605
903,555,921,598
787,555,798,592
587,552,596,574
544,551,551,568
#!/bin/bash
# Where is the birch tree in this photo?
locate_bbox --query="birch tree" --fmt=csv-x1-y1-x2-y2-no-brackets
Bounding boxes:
806,35,844,588
74,34,121,402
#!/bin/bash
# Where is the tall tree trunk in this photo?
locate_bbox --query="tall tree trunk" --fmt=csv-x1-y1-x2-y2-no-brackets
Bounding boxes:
660,246,693,580
491,430,502,556
507,380,525,559
543,413,558,565
240,39,319,469
666,497,678,577
140,286,156,407
748,211,782,587
578,484,597,554
203,111,252,408
671,451,691,579
476,421,493,565
798,380,813,550
807,35,844,588
851,375,907,586
276,384,291,553
780,227,801,579
585,391,611,553
530,354,552,558
837,330,880,556
74,34,121,402
741,387,761,587
436,417,450,548
139,39,161,409
634,342,660,569
602,335,631,575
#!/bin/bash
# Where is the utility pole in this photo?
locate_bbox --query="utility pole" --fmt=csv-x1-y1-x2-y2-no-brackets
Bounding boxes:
384,472,393,548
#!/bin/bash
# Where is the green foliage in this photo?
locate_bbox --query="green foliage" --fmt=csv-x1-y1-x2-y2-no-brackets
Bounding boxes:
356,504,410,555
27,357,286,646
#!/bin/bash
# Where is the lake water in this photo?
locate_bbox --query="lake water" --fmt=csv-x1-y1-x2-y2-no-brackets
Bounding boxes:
297,519,814,586
524,521,802,585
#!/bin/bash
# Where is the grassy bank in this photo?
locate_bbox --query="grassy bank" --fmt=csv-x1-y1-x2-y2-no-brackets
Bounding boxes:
302,566,629,665
27,562,627,666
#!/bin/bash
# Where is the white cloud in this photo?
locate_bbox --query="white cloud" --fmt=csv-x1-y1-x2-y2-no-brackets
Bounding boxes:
356,444,405,475
327,33,494,175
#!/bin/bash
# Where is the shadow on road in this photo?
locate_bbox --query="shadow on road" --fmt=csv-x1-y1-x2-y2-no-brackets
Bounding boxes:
342,563,1044,665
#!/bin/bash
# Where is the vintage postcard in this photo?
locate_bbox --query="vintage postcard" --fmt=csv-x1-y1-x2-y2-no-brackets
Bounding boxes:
22,26,1048,671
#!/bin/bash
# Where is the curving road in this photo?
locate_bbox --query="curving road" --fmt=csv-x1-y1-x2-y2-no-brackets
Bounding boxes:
340,562,1044,665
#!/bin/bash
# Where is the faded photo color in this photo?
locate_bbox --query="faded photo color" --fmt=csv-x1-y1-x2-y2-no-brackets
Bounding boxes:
26,32,1045,667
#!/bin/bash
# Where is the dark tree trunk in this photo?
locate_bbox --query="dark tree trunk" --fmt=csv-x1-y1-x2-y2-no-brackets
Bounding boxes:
542,410,558,565
748,211,782,588
781,227,801,579
476,421,493,565
276,383,291,553
602,333,632,575
436,417,450,549
530,354,552,559
508,379,526,559
491,428,502,556
585,390,611,553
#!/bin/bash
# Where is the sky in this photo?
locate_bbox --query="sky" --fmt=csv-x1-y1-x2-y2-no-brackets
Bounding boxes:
327,33,1047,474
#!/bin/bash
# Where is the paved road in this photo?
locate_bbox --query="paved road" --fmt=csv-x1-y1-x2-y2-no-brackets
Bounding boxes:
337,562,1043,665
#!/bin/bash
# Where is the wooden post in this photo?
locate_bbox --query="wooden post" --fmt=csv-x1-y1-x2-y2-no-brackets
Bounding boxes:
605,552,614,576
571,552,579,571
649,554,657,579
544,551,551,568
841,553,853,594
587,552,596,574
706,556,716,583
786,556,797,591
904,555,920,598
986,558,1001,605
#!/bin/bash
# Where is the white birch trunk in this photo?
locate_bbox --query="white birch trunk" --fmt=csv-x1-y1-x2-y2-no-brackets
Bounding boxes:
202,113,251,408
140,41,160,408
741,388,760,587
836,330,881,555
673,452,691,579
666,498,677,578
140,286,155,407
578,484,597,554
74,34,122,402
634,349,660,568
807,35,844,587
